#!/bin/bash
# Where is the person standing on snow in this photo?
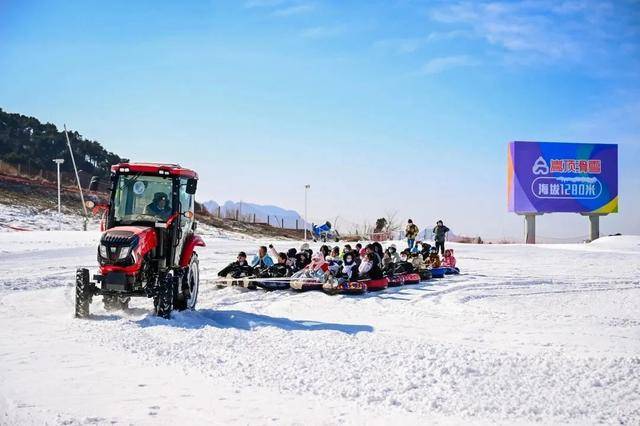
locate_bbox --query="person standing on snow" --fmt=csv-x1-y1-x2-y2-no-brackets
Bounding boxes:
432,220,450,255
405,219,419,251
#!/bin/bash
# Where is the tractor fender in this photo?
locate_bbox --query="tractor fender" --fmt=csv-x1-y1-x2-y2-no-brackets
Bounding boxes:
180,234,206,268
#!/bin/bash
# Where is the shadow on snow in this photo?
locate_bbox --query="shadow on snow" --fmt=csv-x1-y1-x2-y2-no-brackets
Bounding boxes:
137,309,374,335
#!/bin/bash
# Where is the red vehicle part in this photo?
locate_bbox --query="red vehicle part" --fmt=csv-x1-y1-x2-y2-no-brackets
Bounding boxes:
110,162,198,179
98,226,157,276
180,234,206,267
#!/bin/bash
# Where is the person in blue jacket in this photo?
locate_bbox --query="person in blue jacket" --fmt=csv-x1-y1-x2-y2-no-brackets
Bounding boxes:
251,246,274,269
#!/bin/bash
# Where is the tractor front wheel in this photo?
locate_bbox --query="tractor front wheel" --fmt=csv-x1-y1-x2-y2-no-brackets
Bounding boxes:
156,273,177,319
75,268,93,318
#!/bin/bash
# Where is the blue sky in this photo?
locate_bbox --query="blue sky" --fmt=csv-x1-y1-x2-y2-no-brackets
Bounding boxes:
1,0,639,240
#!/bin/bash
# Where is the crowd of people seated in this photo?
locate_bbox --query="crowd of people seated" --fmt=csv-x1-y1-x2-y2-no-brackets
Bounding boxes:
217,240,457,283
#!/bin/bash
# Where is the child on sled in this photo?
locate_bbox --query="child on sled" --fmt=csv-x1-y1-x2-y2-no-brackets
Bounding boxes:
426,247,441,268
442,249,456,268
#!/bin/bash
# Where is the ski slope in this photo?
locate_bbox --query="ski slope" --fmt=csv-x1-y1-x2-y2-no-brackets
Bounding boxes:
0,230,639,425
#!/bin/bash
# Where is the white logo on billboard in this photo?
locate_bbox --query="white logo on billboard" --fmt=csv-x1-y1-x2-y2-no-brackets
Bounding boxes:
531,176,602,200
532,156,549,175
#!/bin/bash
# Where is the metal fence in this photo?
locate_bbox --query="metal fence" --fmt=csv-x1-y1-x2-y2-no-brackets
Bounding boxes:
0,159,92,188
206,206,311,231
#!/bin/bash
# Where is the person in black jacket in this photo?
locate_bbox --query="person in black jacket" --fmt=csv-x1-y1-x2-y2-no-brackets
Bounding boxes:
218,252,254,278
420,242,432,261
432,220,450,255
295,249,311,271
257,252,292,278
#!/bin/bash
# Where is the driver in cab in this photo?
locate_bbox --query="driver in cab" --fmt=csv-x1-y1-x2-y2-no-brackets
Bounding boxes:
145,192,172,220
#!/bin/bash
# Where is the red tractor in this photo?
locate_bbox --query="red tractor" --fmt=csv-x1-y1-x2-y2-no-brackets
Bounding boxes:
75,163,205,319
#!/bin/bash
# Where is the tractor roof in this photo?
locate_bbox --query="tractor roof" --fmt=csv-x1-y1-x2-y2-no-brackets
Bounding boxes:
111,162,198,179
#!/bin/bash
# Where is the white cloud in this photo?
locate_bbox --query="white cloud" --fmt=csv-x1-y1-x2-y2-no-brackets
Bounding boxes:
428,0,639,65
244,0,287,8
271,2,316,17
300,25,345,39
244,0,316,17
420,55,477,75
374,30,472,54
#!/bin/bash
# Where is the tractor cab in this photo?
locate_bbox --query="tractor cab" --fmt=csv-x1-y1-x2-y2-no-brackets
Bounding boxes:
107,163,197,228
76,163,205,319
103,163,198,269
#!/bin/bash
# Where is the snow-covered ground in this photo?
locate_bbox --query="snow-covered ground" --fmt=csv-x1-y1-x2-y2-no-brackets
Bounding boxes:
0,229,639,425
0,204,101,232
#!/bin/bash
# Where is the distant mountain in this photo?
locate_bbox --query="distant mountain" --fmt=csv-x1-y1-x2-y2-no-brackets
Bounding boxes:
202,200,303,226
202,200,219,213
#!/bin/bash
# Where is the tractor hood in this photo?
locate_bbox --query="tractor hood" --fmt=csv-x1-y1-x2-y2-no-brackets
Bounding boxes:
98,226,158,271
101,226,154,246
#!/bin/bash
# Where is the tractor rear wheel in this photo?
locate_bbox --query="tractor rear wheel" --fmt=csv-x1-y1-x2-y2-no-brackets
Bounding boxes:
75,268,92,318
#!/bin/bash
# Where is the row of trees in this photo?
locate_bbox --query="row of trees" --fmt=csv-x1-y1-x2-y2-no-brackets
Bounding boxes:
0,108,127,179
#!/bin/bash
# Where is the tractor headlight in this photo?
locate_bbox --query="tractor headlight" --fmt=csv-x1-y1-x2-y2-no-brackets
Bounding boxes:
99,244,108,259
117,246,133,260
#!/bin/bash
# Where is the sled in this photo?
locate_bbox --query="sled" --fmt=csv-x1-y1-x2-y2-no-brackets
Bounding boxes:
254,279,291,291
214,277,257,290
387,274,404,287
430,267,446,278
418,269,433,281
363,277,389,291
323,280,367,295
402,273,420,284
443,267,460,275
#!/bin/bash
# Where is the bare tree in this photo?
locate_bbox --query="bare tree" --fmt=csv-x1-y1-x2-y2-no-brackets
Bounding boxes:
383,210,402,233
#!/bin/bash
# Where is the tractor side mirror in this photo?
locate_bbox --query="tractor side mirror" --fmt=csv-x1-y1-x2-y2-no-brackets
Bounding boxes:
186,178,198,195
88,176,100,191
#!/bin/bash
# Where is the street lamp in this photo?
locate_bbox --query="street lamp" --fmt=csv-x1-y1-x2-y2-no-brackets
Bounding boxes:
53,159,65,229
304,184,310,241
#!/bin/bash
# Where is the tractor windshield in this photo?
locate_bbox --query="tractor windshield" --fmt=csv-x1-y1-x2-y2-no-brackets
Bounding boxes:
112,174,174,224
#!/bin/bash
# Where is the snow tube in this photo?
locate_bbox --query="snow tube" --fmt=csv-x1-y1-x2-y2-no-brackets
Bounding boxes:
418,269,433,281
290,279,324,291
254,279,291,291
363,277,389,291
430,267,446,278
443,267,460,275
323,280,367,295
387,275,404,287
402,273,420,284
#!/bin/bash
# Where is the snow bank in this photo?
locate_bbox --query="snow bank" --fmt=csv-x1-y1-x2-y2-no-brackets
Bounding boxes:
541,234,640,254
586,234,640,252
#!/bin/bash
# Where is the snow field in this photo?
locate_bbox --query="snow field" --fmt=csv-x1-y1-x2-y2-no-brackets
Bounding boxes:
0,232,639,424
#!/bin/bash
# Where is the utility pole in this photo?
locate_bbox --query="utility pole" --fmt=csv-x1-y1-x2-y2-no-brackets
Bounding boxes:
63,125,88,230
304,184,310,241
53,159,65,230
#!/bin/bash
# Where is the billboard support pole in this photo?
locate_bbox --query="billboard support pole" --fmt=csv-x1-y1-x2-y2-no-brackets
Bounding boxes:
581,213,607,242
525,214,536,244
519,213,542,244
